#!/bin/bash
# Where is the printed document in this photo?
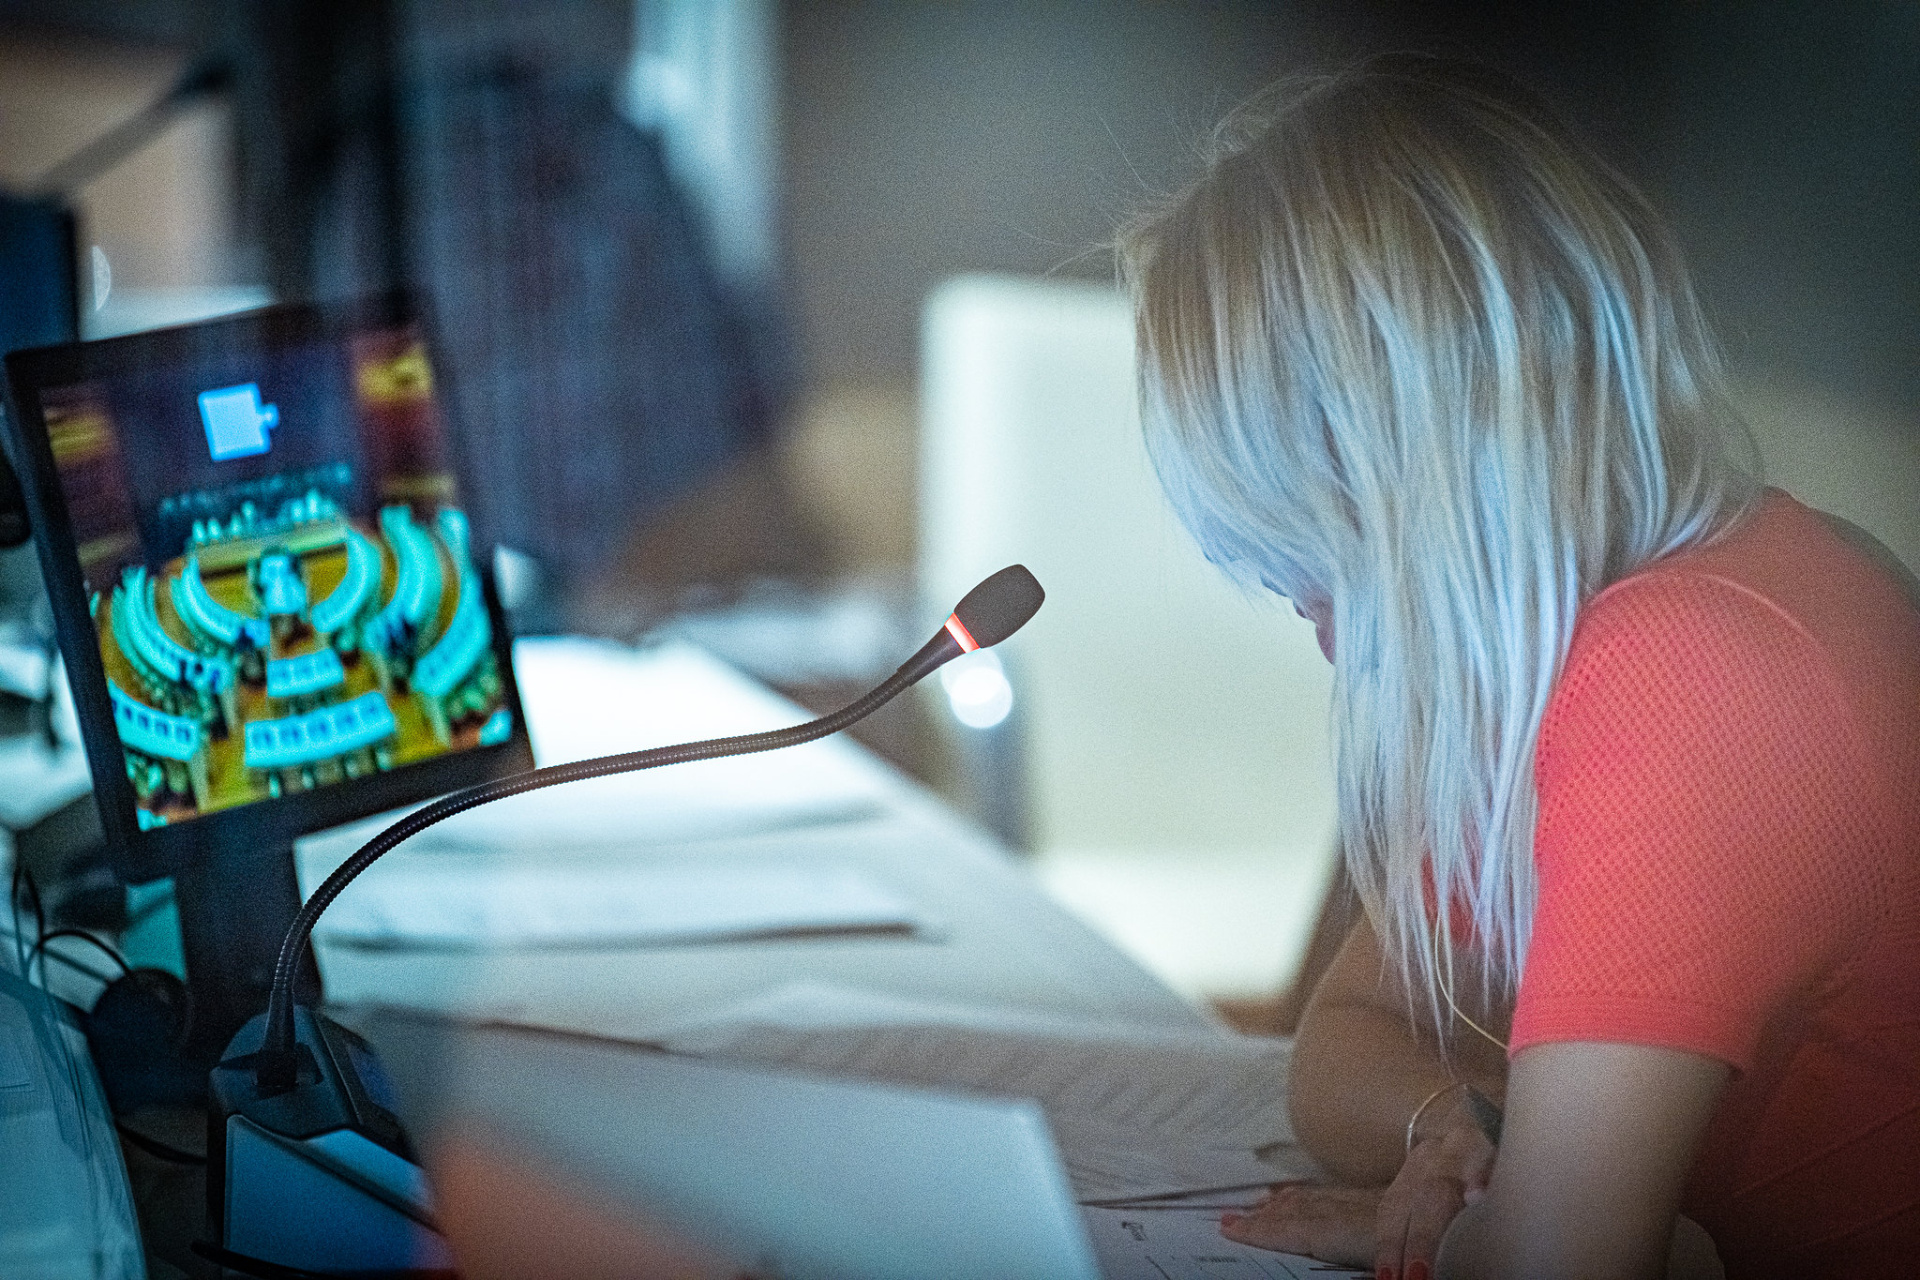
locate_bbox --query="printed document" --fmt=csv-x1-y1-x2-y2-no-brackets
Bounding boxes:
307,863,928,950
1082,1198,1368,1279
656,983,1322,1201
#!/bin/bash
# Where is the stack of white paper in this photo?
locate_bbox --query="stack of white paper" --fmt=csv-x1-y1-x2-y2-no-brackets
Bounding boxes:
310,865,928,950
295,638,899,866
655,983,1320,1202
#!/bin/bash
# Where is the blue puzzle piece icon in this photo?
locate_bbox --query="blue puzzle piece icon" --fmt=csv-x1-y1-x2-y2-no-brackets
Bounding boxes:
199,383,280,460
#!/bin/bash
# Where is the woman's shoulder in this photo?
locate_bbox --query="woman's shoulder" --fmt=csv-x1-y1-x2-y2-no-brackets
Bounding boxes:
1565,489,1920,714
1538,487,1919,872
1555,564,1834,745
1537,494,1878,820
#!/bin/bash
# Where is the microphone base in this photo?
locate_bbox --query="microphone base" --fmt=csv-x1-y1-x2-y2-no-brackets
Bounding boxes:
208,1007,452,1274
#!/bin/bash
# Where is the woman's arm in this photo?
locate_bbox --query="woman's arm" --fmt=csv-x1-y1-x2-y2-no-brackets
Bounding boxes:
1235,928,1730,1278
1436,1041,1731,1280
1223,915,1513,1271
1289,915,1510,1186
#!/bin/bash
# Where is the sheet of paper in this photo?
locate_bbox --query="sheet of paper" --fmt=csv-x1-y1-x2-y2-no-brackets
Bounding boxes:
656,982,1320,1201
297,638,901,866
342,783,890,856
506,637,897,825
0,738,92,830
292,741,888,863
1082,1205,1367,1280
1059,1123,1321,1205
308,863,929,949
653,981,1143,1038
657,983,1291,1142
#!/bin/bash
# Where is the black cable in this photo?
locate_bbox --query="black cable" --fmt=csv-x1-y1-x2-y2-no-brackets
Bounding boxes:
116,1120,207,1165
255,630,959,1087
10,860,46,979
8,860,27,978
29,927,132,986
191,1240,457,1280
39,623,61,749
23,865,44,945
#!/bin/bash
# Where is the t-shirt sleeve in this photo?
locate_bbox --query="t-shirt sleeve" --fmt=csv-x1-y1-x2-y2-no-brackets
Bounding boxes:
1510,572,1888,1072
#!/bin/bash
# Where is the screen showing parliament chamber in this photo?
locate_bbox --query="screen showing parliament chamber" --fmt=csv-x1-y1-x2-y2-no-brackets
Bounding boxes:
35,318,511,832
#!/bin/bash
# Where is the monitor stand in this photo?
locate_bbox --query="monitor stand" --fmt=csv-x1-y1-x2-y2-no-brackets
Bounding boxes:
89,835,323,1110
174,833,321,1058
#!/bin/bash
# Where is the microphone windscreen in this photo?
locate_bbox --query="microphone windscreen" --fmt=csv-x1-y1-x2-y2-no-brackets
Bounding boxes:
951,565,1045,649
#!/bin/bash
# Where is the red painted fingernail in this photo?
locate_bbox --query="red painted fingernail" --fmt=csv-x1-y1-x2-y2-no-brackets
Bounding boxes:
1376,1269,1396,1280
1408,1262,1430,1280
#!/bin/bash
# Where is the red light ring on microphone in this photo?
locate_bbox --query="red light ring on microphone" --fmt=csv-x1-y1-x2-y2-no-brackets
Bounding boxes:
944,614,980,653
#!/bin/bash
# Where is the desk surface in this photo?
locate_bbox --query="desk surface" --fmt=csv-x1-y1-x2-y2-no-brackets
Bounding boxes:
297,637,1215,1042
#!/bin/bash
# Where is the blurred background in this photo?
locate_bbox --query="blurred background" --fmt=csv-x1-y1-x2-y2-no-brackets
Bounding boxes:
2,0,1914,1019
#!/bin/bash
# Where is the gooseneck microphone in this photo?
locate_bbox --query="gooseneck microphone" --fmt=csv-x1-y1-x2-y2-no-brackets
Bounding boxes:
247,564,1044,1090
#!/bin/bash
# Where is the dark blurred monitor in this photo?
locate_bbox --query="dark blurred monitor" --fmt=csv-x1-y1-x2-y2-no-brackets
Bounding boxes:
0,192,79,549
1,295,534,1045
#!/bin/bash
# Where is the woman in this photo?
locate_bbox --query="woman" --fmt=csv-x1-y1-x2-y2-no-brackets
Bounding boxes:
1119,56,1919,1280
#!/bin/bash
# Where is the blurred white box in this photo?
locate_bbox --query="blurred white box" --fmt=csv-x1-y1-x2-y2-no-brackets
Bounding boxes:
919,274,1340,1000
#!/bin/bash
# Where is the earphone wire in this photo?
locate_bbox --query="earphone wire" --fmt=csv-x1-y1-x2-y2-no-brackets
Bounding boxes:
1434,918,1509,1054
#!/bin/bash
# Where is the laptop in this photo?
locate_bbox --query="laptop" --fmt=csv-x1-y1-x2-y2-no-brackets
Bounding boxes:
359,1006,1101,1279
356,1007,1364,1280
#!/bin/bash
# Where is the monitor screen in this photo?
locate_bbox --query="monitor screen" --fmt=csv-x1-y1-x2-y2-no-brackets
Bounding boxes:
3,297,531,875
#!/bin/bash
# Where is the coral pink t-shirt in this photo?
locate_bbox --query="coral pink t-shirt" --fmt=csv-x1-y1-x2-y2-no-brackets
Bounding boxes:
1511,490,1920,1278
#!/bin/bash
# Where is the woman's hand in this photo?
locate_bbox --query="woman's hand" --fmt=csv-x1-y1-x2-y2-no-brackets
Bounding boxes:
1223,1098,1497,1278
1220,1183,1381,1268
1371,1111,1497,1278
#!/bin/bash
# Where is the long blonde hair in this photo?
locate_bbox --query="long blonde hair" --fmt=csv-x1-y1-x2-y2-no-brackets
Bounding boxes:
1119,55,1759,1023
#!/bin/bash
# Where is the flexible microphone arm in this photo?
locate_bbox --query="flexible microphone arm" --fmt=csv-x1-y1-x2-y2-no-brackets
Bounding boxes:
253,564,1045,1090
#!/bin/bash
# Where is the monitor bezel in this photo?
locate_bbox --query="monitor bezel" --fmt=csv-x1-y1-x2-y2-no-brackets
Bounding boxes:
2,293,535,885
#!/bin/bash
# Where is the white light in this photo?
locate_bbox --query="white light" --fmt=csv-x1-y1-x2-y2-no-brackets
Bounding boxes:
940,649,1013,730
90,246,112,311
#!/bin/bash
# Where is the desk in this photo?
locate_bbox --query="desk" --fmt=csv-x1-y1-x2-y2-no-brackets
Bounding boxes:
65,637,1235,1280
296,637,1216,1043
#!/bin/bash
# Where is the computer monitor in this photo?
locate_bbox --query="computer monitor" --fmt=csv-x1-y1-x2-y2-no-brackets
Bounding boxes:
1,294,534,1047
0,191,80,548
